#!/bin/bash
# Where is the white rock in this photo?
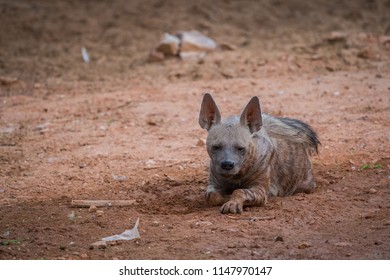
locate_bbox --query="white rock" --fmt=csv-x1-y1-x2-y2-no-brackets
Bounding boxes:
156,33,180,56
178,30,217,53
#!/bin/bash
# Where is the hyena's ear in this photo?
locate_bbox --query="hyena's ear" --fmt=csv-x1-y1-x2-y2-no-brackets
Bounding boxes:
240,96,262,133
199,93,221,131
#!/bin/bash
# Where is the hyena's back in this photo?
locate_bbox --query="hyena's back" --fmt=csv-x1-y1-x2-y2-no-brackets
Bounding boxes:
262,115,320,197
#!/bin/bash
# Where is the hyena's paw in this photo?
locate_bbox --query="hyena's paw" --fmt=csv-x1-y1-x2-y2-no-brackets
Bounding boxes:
220,200,243,214
205,190,227,206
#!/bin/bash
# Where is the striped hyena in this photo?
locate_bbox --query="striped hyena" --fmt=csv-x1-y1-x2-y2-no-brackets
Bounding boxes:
199,93,320,214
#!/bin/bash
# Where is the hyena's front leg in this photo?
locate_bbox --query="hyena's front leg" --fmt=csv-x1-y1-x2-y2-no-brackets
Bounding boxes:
220,171,270,214
220,187,268,214
205,185,230,206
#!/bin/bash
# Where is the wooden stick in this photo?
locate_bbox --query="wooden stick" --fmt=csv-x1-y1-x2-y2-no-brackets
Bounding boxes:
227,215,276,221
143,160,191,170
71,199,137,208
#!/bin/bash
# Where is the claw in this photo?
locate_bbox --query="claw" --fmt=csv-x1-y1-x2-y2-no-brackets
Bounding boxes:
220,200,243,214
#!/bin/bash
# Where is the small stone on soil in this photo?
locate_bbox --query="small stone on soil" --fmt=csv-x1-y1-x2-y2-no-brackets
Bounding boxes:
298,242,311,249
275,236,284,242
368,188,377,194
80,253,88,259
88,205,97,213
90,240,107,250
196,138,206,147
96,210,104,217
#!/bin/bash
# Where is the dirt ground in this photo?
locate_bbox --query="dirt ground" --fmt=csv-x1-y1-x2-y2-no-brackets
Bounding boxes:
1,0,390,260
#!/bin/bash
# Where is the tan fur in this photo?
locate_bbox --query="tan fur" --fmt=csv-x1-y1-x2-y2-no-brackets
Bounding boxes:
199,93,320,214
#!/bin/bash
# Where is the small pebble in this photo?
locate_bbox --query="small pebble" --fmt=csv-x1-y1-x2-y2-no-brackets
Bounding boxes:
196,138,206,147
90,240,107,250
80,253,88,259
364,214,375,219
190,223,198,229
96,210,104,217
145,159,156,166
68,211,76,220
113,175,126,182
368,188,377,194
88,205,97,213
275,236,284,242
298,242,311,249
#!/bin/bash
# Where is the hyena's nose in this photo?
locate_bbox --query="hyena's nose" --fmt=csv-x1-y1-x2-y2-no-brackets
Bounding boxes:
221,161,234,171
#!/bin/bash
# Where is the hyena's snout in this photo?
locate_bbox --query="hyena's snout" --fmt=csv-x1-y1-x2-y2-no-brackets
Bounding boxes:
220,160,235,171
215,148,243,174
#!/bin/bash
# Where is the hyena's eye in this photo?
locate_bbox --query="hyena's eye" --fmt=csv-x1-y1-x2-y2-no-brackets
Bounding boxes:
212,145,222,151
236,146,246,153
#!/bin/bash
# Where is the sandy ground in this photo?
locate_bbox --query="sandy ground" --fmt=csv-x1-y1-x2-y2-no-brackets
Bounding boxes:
0,0,390,259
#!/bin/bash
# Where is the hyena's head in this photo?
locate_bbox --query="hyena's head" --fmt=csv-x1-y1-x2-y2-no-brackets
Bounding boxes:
199,93,262,176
